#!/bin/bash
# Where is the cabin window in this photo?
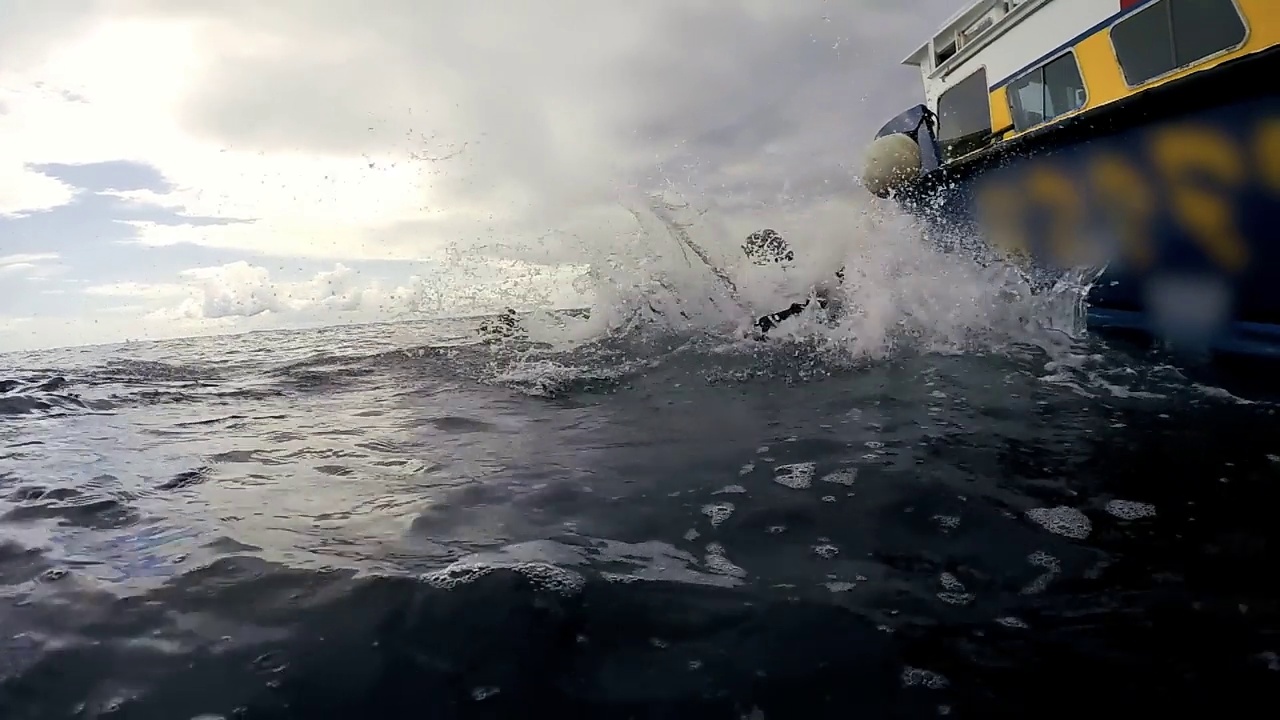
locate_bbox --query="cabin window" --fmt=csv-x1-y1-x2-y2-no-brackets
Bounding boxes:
936,68,992,161
935,40,958,66
1007,52,1087,131
960,17,993,47
1110,0,1247,86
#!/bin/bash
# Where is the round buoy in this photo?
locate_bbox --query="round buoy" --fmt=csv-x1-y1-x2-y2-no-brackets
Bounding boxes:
861,133,922,198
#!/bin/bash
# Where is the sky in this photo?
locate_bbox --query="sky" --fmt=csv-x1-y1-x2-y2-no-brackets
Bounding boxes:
0,0,956,351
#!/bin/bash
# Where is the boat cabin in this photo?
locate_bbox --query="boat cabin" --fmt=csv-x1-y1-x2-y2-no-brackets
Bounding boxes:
900,0,1274,165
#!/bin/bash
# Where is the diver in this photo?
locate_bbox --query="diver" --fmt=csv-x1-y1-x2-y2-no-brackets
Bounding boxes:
743,229,846,334
479,307,522,338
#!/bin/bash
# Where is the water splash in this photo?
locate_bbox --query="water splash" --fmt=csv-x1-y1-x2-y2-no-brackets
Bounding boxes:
506,189,1096,366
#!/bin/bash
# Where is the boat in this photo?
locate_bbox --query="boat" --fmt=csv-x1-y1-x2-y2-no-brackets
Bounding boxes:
861,0,1280,357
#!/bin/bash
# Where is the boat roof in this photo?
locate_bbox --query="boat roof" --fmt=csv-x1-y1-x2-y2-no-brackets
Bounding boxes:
902,0,1041,75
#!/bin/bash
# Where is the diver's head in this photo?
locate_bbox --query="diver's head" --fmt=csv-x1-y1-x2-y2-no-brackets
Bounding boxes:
742,229,794,266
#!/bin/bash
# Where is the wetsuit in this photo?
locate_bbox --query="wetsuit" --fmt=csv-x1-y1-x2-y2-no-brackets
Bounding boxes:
747,228,849,333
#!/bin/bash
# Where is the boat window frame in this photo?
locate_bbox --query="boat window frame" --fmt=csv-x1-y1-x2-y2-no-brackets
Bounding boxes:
1108,0,1250,89
1004,49,1089,133
935,65,994,162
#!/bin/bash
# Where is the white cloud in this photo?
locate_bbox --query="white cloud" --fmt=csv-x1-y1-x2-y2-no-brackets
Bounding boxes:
0,316,39,353
0,163,77,217
0,252,66,280
0,316,33,331
82,281,189,298
115,217,432,262
0,0,956,349
96,304,150,315
0,252,60,266
88,259,589,325
2,256,592,352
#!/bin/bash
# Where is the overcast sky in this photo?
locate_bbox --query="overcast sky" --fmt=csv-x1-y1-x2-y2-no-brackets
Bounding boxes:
0,0,956,351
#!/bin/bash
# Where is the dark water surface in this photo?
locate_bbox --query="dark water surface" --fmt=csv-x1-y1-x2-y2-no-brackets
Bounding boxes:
2,317,1278,718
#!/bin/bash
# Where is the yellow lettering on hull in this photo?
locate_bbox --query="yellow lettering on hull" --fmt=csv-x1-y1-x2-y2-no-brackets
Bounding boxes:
971,117,1280,275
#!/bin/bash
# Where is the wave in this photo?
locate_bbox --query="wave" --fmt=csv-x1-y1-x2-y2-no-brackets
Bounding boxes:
0,375,111,417
0,191,1112,412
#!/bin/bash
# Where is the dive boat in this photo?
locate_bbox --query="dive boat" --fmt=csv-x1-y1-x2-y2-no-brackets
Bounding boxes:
862,0,1280,357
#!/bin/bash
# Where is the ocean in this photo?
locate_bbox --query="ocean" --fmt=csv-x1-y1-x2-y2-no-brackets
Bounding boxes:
3,218,1280,717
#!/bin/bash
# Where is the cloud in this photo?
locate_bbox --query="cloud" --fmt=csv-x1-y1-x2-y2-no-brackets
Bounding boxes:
0,252,66,279
82,281,189,298
0,0,958,350
91,258,589,324
0,316,32,332
5,255,592,352
0,163,77,216
0,253,61,265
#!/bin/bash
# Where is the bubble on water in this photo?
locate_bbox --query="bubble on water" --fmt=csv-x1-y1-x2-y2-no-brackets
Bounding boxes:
420,558,584,596
1105,499,1156,520
825,581,857,592
1026,506,1091,539
471,686,500,701
601,571,640,584
1020,571,1055,595
683,528,700,541
902,667,950,689
813,543,839,559
40,568,68,582
821,468,857,486
492,360,624,398
821,495,837,503
704,554,746,578
738,463,755,476
1027,550,1060,571
934,572,973,603
767,525,786,534
513,561,586,595
774,462,815,489
704,542,747,578
701,502,734,527
420,561,496,590
714,484,747,495
933,515,960,529
995,616,1029,628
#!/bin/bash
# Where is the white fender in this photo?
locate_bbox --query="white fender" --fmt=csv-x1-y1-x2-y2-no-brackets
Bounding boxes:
861,133,922,198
